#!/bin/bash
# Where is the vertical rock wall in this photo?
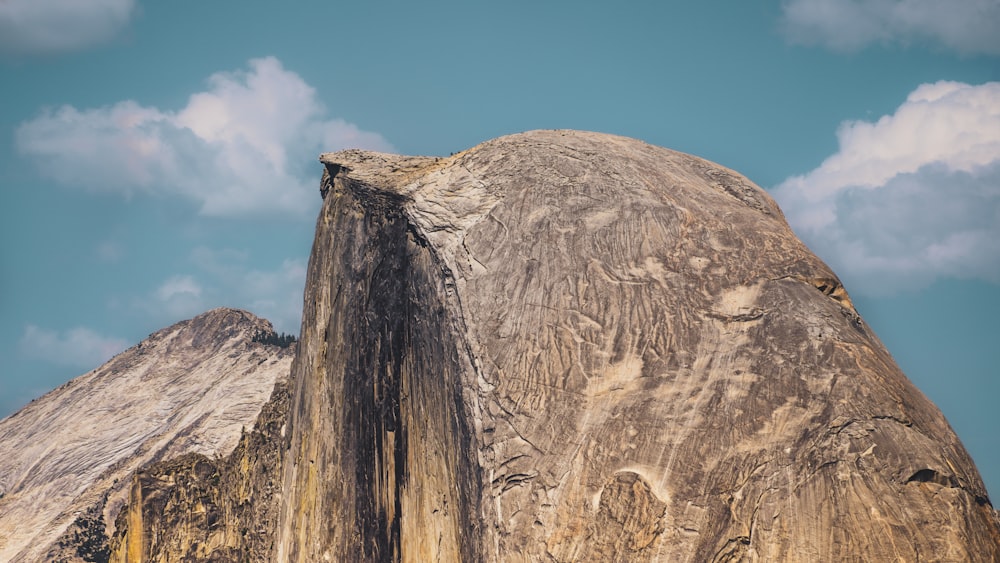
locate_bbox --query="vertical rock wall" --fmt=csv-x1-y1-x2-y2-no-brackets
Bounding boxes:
274,165,483,562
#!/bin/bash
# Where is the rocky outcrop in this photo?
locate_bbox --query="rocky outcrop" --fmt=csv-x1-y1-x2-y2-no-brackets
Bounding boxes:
107,377,290,562
110,130,1000,561
279,130,999,561
0,308,293,562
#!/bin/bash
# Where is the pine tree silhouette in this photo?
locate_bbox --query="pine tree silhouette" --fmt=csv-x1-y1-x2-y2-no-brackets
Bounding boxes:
251,329,297,348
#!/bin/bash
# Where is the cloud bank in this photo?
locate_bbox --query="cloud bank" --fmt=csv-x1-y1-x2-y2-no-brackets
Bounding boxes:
781,0,1000,55
20,325,128,369
17,56,393,216
0,0,136,56
773,81,1000,295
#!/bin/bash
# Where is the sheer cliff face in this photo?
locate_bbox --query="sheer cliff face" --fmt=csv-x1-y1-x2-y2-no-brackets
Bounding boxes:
275,130,998,561
0,308,292,562
275,154,483,562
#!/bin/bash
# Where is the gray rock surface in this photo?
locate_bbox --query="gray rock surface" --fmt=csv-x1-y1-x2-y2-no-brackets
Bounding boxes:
0,308,292,562
275,130,998,561
99,130,999,562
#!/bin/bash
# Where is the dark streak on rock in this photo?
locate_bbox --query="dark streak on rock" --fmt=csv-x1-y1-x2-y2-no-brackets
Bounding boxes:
277,165,482,562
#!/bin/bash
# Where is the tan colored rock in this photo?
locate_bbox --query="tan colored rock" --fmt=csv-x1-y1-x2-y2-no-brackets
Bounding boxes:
275,130,998,561
106,130,1000,561
108,376,291,563
0,308,292,562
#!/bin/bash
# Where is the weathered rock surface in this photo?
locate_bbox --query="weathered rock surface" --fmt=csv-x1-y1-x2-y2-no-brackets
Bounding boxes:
281,130,999,561
0,308,293,562
111,130,1000,561
108,377,290,562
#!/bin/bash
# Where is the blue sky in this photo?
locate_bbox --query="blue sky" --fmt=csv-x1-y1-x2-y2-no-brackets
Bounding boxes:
1,1,997,497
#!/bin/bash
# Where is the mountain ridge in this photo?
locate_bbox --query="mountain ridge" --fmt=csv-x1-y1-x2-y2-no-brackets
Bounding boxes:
0,307,293,562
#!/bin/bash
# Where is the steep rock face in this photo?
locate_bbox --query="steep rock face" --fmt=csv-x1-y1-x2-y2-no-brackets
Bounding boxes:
0,308,293,562
276,152,483,562
275,130,998,561
108,377,290,562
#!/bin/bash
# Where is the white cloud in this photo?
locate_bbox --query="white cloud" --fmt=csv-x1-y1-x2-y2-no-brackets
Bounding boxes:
244,260,308,334
772,81,1000,295
155,274,202,301
151,275,205,320
19,325,128,368
140,249,306,333
190,246,307,333
96,240,125,262
781,0,1000,55
0,0,135,56
16,56,394,216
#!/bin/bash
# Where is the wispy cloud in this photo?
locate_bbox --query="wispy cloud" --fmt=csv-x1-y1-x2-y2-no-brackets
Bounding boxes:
152,275,206,319
96,240,125,263
16,56,393,216
155,275,202,301
19,325,128,368
780,0,1000,55
189,246,307,333
772,81,1000,295
0,0,136,56
140,249,306,333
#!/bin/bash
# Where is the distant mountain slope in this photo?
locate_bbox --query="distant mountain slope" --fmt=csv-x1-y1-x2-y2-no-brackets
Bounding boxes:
0,308,293,562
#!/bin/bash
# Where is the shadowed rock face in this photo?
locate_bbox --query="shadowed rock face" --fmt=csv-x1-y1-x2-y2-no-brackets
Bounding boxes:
0,308,292,562
108,130,1000,561
275,152,483,562
272,130,999,561
108,377,291,563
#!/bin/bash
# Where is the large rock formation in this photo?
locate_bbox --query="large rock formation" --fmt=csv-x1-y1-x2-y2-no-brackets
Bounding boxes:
0,308,293,562
112,130,999,561
284,130,998,561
